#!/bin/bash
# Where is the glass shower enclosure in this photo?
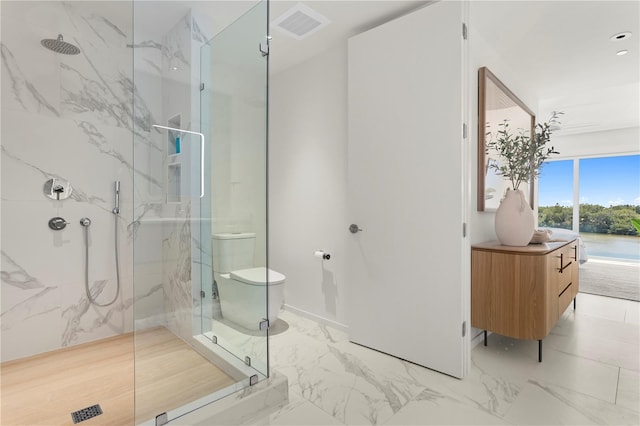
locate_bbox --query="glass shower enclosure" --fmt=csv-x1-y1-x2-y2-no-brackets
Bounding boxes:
132,0,269,423
0,0,269,424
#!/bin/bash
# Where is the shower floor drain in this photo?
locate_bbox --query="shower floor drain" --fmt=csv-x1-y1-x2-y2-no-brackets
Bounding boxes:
71,404,103,423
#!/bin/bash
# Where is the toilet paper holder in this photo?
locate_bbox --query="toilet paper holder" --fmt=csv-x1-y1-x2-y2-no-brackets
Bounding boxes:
314,250,331,260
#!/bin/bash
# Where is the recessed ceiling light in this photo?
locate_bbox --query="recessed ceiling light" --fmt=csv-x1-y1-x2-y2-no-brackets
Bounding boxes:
616,50,629,56
610,31,632,41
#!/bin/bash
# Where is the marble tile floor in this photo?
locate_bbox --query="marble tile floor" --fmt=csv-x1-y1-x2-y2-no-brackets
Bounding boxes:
247,293,639,425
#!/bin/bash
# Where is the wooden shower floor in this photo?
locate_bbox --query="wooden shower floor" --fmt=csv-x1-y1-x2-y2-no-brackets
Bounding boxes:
0,327,236,425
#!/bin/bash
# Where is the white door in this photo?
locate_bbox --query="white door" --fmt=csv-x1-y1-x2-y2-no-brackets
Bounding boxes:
347,1,467,378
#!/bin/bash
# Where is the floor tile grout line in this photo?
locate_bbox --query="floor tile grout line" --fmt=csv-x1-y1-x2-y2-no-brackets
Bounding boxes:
541,341,631,373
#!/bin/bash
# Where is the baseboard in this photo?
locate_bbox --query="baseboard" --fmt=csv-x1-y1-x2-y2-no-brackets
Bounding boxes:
134,314,167,330
470,329,486,349
283,304,348,333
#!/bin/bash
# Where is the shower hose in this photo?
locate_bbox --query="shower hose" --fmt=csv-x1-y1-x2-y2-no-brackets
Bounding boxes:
82,213,121,307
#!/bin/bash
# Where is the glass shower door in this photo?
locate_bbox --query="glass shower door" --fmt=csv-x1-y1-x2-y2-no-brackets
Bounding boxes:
132,0,268,424
200,0,269,378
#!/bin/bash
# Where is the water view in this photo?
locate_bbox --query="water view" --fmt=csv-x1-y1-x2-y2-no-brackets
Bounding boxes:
580,232,640,261
538,155,640,262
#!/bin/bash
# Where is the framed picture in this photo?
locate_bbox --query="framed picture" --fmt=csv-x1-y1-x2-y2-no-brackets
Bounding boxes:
477,67,536,211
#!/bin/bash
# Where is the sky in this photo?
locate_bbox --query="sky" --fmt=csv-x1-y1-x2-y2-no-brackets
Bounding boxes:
538,154,640,207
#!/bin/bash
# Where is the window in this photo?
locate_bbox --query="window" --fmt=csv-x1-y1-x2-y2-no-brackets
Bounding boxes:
579,155,640,260
538,154,640,261
538,159,574,230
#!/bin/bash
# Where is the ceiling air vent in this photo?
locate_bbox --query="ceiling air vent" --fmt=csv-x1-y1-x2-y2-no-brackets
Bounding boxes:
272,3,330,40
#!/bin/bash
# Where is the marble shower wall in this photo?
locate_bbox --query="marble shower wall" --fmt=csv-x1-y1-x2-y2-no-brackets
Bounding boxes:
132,7,212,343
0,1,139,361
159,12,197,343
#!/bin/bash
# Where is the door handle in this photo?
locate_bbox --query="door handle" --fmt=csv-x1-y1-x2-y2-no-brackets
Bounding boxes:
349,224,363,234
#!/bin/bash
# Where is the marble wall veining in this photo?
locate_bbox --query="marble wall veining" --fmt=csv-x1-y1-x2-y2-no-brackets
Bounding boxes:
132,7,212,344
1,0,262,365
160,13,197,343
0,0,138,361
0,0,202,362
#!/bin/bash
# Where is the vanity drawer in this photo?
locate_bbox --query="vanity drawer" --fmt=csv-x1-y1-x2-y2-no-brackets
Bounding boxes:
555,245,574,295
558,282,574,316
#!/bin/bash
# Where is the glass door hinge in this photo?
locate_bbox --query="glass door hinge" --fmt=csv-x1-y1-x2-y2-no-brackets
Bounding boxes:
259,41,269,56
259,319,269,331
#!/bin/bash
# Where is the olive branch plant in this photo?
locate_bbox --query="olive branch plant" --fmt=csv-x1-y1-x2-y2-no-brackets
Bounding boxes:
486,111,563,192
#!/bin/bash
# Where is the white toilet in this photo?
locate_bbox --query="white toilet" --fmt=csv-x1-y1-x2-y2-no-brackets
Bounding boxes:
212,232,286,330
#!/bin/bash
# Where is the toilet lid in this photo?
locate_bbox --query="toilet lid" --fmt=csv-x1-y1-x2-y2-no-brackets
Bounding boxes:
231,267,285,286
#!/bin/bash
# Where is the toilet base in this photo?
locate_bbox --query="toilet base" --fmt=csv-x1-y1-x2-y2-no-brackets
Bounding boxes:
216,273,284,331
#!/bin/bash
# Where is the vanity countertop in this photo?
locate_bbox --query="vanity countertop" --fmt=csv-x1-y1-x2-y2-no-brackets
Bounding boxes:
472,239,577,255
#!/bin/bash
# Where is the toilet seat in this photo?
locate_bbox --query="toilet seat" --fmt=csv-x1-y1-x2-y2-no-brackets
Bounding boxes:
230,267,285,286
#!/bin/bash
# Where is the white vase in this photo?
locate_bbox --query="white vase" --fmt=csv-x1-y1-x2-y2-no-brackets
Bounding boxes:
495,188,534,246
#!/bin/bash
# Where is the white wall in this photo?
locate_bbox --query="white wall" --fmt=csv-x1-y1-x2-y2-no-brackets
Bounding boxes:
269,43,349,327
468,1,539,244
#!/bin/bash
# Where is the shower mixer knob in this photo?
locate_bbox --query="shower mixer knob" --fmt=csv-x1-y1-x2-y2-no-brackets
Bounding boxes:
48,217,70,231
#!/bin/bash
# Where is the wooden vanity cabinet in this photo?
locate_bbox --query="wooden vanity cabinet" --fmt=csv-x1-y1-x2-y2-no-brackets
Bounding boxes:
471,240,579,361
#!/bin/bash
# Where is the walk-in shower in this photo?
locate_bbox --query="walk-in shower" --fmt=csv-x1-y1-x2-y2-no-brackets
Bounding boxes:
1,0,275,424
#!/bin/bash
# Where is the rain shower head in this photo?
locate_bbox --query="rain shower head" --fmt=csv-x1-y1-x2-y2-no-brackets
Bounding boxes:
41,34,80,55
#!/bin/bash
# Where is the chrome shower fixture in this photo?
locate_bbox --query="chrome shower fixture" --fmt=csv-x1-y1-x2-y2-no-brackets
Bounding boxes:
41,34,80,55
113,181,120,215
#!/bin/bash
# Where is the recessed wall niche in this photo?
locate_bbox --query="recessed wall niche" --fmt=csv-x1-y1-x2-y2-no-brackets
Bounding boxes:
167,162,181,203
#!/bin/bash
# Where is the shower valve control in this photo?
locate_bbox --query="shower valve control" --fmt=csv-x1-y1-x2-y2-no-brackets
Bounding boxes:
349,224,363,234
48,217,70,231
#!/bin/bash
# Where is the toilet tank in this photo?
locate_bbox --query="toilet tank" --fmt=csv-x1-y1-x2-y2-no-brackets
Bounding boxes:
212,232,256,273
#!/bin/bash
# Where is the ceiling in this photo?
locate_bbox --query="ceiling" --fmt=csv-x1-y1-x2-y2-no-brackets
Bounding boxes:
470,1,639,136
134,0,639,136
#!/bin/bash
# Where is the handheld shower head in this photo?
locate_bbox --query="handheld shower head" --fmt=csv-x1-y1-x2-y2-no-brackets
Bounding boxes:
113,181,120,215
